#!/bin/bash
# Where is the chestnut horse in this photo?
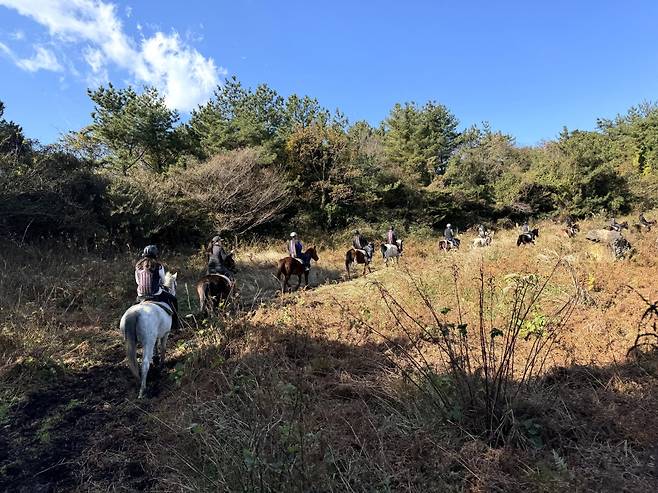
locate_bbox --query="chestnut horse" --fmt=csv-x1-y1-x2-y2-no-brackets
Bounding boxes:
276,247,319,293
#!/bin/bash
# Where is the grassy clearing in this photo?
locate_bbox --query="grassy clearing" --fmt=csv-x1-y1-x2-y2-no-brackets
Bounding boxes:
1,215,658,491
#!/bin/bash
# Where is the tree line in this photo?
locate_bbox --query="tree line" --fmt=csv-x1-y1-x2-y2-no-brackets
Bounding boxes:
1,79,657,247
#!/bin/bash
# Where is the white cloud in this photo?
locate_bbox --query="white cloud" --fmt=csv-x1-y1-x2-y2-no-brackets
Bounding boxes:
0,0,222,111
10,29,25,40
0,41,63,72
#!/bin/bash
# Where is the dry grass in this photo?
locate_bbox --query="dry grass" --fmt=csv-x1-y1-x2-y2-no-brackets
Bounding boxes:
2,214,658,491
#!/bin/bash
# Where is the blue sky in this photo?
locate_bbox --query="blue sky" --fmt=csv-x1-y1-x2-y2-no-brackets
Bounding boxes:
1,1,658,145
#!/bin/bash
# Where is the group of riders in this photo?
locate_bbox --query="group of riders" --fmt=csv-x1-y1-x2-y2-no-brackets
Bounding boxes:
129,212,654,330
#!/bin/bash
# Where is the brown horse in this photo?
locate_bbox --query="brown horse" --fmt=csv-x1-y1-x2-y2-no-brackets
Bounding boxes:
345,244,373,280
276,247,319,293
196,274,236,316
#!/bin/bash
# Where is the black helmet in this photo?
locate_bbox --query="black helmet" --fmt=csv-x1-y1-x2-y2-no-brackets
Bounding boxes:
143,245,158,258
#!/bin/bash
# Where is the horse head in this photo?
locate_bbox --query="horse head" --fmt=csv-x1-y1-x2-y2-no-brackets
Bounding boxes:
532,228,540,238
307,246,319,262
164,272,178,296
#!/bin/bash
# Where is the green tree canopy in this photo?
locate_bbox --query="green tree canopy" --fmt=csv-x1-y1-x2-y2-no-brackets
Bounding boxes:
383,101,459,185
66,84,183,174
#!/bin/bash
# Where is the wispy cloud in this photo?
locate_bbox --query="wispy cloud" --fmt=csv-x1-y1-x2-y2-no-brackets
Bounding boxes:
0,41,63,72
0,0,224,111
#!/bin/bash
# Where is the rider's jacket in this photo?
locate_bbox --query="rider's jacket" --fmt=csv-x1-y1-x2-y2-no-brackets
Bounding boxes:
135,258,165,297
387,230,397,244
289,239,303,258
444,228,454,240
352,234,367,250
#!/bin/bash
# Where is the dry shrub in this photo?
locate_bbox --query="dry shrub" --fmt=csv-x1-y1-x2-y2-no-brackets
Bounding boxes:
343,258,580,445
174,148,292,234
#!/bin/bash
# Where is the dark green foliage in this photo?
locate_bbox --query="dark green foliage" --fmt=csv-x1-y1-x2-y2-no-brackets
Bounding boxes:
2,85,657,245
66,84,184,174
383,101,459,185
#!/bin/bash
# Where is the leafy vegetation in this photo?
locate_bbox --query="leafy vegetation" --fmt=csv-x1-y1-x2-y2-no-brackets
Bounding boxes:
3,79,658,245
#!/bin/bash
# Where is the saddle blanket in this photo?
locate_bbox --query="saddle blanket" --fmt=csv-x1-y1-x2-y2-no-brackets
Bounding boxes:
141,300,174,316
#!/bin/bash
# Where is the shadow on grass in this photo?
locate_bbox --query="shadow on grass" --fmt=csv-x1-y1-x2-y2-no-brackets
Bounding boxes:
152,319,658,492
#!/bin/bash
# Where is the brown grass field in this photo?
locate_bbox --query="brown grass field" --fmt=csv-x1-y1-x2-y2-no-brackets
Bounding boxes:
2,216,658,492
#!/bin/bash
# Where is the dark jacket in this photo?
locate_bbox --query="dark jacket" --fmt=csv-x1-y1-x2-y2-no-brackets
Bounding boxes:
352,234,367,250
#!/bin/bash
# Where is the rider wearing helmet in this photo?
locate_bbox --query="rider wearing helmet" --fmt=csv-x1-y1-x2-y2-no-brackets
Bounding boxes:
206,235,233,276
444,223,457,247
478,224,487,238
352,229,373,261
135,245,179,332
521,221,530,234
288,232,309,271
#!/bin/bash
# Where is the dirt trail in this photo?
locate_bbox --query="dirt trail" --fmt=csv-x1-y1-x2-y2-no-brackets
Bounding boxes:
0,327,174,492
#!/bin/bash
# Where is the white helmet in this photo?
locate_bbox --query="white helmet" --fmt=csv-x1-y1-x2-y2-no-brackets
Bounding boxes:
446,223,451,228
290,232,297,237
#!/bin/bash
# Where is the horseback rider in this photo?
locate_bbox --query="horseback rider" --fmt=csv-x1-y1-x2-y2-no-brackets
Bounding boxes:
386,225,402,253
289,232,310,271
478,224,487,238
352,229,373,261
610,217,622,232
521,221,530,234
135,245,179,332
444,223,458,247
206,235,233,277
639,212,653,227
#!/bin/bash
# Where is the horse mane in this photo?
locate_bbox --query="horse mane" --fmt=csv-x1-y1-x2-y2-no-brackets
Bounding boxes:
163,271,178,288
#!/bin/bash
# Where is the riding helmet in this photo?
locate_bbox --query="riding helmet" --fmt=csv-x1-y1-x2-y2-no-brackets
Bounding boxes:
143,245,158,258
290,232,297,237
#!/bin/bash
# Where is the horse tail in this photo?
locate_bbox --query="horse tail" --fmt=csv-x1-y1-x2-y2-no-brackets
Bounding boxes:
121,311,140,381
276,259,285,280
345,250,353,278
380,244,387,258
517,235,522,247
196,280,208,315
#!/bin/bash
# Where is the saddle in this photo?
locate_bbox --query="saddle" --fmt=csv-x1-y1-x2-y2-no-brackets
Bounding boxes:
208,273,235,287
141,300,174,316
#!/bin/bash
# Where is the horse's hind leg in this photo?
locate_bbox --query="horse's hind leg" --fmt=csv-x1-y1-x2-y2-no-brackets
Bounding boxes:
139,341,154,399
158,334,169,369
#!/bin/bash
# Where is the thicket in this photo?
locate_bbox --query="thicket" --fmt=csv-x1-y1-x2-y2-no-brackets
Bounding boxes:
2,81,657,247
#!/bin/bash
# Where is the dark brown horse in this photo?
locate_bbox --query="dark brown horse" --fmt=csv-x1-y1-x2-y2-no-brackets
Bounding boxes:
345,244,373,280
196,274,236,316
276,247,319,293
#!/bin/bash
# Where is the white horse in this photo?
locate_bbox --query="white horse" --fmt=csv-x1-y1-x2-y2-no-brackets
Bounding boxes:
119,272,177,398
472,232,493,248
381,239,403,266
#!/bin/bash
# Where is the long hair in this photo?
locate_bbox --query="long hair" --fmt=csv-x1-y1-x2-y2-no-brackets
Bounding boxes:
136,257,160,271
